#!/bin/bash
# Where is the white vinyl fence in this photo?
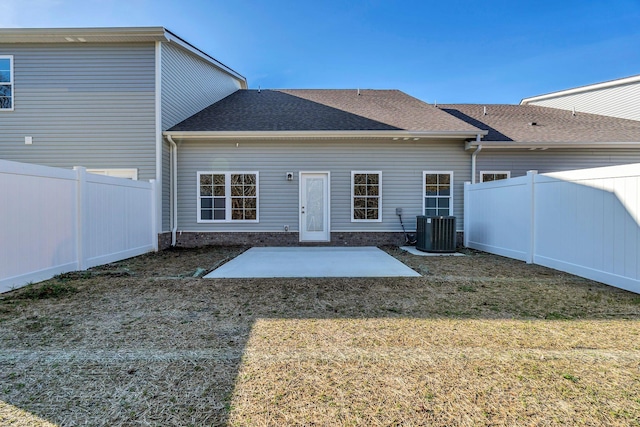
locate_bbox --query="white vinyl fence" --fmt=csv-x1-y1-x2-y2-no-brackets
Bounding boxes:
464,164,640,294
1,159,157,293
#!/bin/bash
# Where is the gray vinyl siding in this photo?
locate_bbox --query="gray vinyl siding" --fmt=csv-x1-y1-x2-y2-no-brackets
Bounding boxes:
0,43,157,180
477,149,640,181
161,42,242,130
527,82,640,121
176,139,471,233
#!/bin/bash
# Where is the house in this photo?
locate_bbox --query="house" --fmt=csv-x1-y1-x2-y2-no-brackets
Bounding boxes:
163,89,486,246
520,74,640,121
2,27,639,248
0,26,247,247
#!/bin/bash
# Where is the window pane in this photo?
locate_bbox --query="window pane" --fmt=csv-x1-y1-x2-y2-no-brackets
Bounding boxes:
425,208,436,216
214,185,225,196
213,174,225,185
354,197,366,208
367,174,379,185
245,209,257,220
439,185,450,196
367,209,378,220
426,174,437,185
244,174,256,185
438,198,450,208
425,185,438,196
354,185,366,196
231,198,243,209
232,209,243,220
213,198,225,209
213,210,225,220
367,198,378,209
201,210,213,220
200,186,212,196
0,86,11,97
438,174,450,185
354,208,365,219
201,198,213,209
0,71,10,83
353,174,366,185
496,174,508,180
231,185,243,196
0,96,12,109
244,198,256,209
231,174,243,185
200,174,212,185
425,198,437,208
368,185,379,196
244,185,256,196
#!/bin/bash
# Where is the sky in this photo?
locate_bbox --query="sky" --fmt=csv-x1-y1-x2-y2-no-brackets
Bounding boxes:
2,0,640,104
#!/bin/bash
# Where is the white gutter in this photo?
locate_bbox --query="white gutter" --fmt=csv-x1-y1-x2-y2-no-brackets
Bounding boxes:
465,140,640,150
164,129,488,141
166,135,178,246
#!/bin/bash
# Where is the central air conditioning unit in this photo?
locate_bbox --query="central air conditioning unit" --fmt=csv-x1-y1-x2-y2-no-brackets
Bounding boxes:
416,216,456,253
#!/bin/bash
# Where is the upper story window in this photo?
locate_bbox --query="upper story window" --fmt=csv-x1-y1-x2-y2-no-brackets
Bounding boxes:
480,171,510,182
423,171,453,216
351,171,382,222
197,172,259,223
0,56,13,111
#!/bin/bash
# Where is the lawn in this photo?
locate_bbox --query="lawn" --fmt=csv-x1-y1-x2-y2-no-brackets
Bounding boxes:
1,246,639,426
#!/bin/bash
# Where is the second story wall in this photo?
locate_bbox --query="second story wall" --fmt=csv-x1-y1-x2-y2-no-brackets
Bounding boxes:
522,77,640,122
0,43,157,180
161,42,243,130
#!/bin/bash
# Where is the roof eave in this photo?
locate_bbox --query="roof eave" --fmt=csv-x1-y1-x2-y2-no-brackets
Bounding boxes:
0,26,169,43
164,130,487,140
465,140,640,150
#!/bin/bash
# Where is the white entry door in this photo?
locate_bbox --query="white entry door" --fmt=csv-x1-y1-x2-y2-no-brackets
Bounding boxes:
299,172,330,242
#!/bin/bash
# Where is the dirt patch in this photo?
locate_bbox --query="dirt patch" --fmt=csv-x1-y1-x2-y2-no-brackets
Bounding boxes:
1,246,639,426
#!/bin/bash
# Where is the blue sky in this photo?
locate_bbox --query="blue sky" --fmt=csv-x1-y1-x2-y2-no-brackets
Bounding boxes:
3,0,640,103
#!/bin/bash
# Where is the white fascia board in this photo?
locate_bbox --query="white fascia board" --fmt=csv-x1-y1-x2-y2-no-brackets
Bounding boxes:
163,29,247,88
164,130,486,141
465,140,640,150
521,74,640,105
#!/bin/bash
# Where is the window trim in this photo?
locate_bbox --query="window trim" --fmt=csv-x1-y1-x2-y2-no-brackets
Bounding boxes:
423,171,453,217
0,55,14,111
480,171,511,183
197,171,259,223
351,171,382,222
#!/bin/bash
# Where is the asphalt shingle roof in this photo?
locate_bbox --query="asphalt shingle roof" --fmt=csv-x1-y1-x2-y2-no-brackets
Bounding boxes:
440,104,640,143
169,89,481,133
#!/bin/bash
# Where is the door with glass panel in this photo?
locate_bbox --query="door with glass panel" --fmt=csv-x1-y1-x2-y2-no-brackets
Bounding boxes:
299,172,330,242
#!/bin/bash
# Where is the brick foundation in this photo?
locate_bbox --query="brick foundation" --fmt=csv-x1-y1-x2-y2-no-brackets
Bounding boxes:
158,231,464,249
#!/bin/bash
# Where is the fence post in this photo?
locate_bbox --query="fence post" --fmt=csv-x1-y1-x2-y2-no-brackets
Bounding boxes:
73,166,88,270
526,170,538,264
464,182,471,248
149,179,158,251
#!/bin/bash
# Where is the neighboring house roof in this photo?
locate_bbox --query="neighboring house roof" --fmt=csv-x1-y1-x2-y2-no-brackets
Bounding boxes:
440,104,640,148
0,26,247,88
520,74,640,105
167,89,483,138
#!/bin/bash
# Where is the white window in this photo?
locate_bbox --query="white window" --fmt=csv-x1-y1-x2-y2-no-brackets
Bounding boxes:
198,172,259,223
423,171,453,216
87,168,138,180
0,56,14,111
351,171,382,222
480,171,510,182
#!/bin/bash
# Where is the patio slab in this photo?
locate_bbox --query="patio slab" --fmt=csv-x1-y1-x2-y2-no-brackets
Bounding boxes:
204,247,421,278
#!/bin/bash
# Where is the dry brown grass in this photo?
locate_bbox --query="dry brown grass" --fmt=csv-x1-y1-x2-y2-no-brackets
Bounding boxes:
1,246,639,426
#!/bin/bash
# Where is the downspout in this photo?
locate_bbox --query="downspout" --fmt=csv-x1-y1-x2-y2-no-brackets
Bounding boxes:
471,135,482,184
166,135,178,246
